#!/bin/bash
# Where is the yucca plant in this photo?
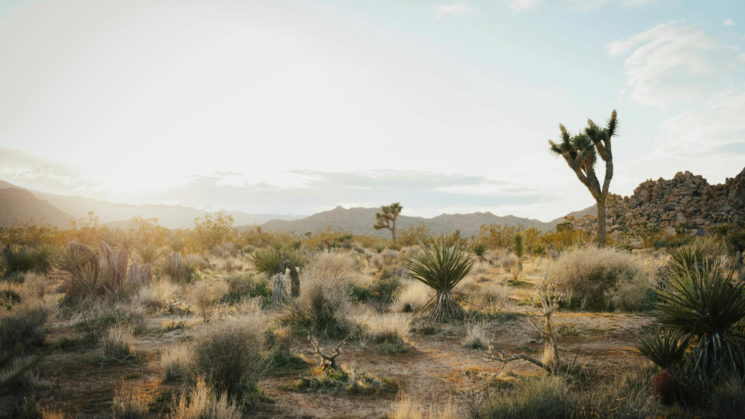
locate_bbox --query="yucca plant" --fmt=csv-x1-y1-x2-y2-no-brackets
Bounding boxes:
652,243,745,382
638,328,690,370
406,238,473,322
133,243,165,265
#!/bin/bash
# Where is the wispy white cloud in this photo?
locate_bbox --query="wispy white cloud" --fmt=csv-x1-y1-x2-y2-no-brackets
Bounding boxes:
723,18,735,26
507,0,541,13
434,1,473,19
564,0,658,11
0,148,93,194
654,91,745,155
607,21,745,108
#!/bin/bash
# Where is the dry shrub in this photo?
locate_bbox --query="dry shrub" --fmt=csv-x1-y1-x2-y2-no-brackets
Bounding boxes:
389,393,459,419
133,277,180,313
126,263,152,291
189,280,229,322
161,345,193,382
391,279,434,313
55,241,129,302
463,323,489,349
357,313,410,345
284,253,354,338
163,252,199,283
464,284,509,313
19,272,48,300
373,249,400,270
170,377,241,419
104,326,134,359
112,382,148,418
548,246,653,311
192,315,267,401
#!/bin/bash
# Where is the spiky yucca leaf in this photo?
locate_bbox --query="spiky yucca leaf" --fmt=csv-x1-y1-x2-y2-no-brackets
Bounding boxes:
638,328,689,370
406,238,473,322
406,238,473,293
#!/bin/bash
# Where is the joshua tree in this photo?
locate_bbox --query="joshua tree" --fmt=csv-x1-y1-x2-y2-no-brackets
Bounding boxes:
549,110,618,246
373,202,403,247
406,238,473,322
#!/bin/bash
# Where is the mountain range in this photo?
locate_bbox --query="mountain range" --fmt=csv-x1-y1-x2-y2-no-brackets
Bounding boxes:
0,180,567,235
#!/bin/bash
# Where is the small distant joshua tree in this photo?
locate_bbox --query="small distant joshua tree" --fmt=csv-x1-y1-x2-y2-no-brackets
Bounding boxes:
374,202,403,247
549,110,618,246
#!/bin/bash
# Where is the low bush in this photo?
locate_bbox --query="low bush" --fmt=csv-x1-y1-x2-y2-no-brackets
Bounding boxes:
112,382,148,418
191,317,267,406
548,246,653,311
161,345,193,382
103,326,134,360
188,280,229,322
170,377,241,419
0,306,49,352
220,274,271,305
1,245,53,277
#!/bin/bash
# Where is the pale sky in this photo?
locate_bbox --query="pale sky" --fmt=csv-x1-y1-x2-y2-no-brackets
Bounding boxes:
1,0,744,220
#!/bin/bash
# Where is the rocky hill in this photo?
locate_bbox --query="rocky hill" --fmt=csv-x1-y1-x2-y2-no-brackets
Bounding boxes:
257,206,555,237
565,167,745,236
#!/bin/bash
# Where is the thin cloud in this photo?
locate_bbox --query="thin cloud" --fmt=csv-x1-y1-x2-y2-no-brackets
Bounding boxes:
507,0,541,13
723,19,735,26
564,0,658,11
607,21,745,108
434,2,473,20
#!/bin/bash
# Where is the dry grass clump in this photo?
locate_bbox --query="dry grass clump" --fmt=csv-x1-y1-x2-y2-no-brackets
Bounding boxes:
463,323,489,349
548,246,654,311
303,251,359,282
391,279,434,313
55,241,131,303
389,393,460,419
103,326,134,359
133,277,181,313
170,377,241,419
188,280,229,322
161,345,193,382
162,252,199,283
283,253,355,338
191,315,267,403
356,313,411,352
112,382,148,418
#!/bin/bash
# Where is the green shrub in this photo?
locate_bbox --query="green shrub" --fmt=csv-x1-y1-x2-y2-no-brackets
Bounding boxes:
348,277,401,312
1,245,53,277
76,306,146,345
0,306,49,352
220,274,271,305
251,248,304,276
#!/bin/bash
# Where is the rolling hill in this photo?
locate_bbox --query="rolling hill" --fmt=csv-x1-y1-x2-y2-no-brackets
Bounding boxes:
0,183,74,228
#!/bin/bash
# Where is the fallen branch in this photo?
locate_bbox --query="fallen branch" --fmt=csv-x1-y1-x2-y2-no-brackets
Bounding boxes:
308,335,348,372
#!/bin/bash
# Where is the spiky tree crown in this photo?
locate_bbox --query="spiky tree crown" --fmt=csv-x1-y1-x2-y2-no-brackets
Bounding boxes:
373,202,402,230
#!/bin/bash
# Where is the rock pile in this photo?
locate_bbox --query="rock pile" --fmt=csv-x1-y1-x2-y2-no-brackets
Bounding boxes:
565,167,745,236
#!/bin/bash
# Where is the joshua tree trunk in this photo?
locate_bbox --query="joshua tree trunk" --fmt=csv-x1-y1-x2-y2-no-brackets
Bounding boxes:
391,221,397,248
423,291,463,322
596,199,607,247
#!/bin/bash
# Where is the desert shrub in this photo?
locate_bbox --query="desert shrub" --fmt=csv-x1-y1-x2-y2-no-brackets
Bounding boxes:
391,279,434,313
219,274,271,305
162,252,199,283
75,304,146,344
112,383,148,418
170,377,241,419
161,345,193,382
188,280,229,322
103,326,134,359
133,243,165,265
471,373,660,419
191,317,267,405
388,393,459,419
55,241,130,303
406,238,473,322
358,313,410,352
293,366,397,394
348,276,401,312
463,323,489,349
251,247,304,276
282,253,355,338
133,278,180,313
548,246,651,311
0,306,49,351
2,245,53,277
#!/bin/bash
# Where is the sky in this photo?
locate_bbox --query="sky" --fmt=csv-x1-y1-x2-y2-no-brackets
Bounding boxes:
0,0,743,221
